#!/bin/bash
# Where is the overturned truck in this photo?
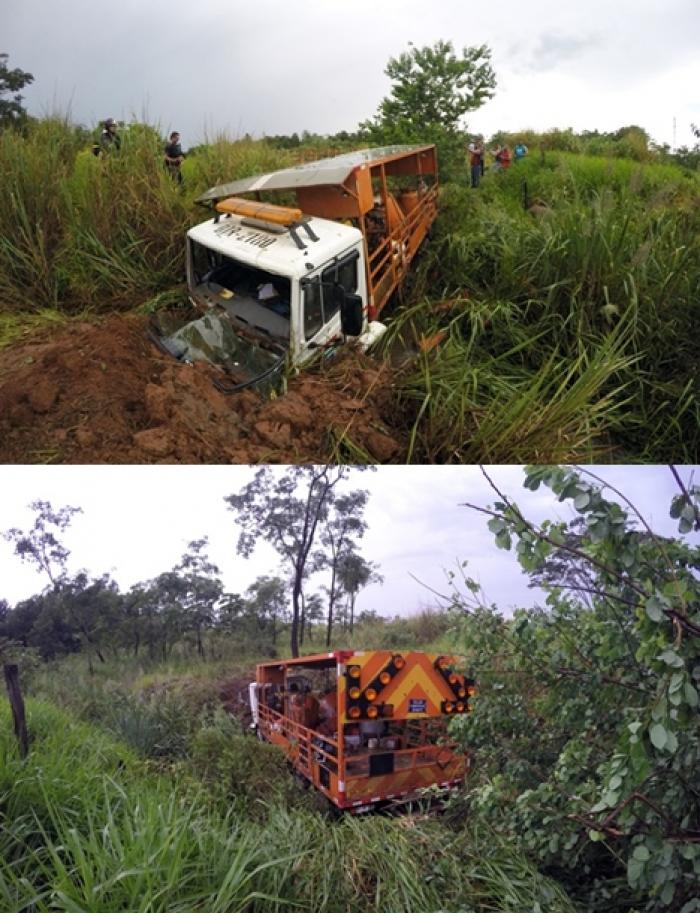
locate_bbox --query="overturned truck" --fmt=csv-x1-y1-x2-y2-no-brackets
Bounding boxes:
249,649,474,813
160,146,438,391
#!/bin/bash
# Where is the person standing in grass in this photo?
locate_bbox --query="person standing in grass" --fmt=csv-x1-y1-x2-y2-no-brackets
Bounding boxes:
514,141,528,162
492,144,512,171
164,131,185,184
468,136,484,188
96,117,121,154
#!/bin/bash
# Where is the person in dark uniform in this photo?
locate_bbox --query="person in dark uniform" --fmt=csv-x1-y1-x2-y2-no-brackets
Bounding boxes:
164,131,185,184
99,118,121,152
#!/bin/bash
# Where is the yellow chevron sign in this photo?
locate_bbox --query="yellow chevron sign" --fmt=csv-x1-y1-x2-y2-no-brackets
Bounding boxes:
340,651,467,721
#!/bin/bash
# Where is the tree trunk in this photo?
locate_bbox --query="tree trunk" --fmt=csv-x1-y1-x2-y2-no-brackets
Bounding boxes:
291,573,302,658
299,593,306,646
350,593,356,632
4,664,29,758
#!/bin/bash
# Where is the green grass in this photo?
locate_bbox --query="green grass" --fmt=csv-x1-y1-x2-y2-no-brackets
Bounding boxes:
0,699,579,913
1,120,697,460
0,120,292,314
383,158,699,461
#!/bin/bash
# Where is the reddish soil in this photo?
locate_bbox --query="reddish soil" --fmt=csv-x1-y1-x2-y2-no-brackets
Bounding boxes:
0,315,405,463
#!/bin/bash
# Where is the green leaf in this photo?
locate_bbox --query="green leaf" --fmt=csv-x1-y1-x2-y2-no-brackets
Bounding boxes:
495,529,512,551
645,597,665,622
661,881,676,905
649,723,667,750
632,844,651,861
588,829,604,842
627,857,644,883
658,649,684,668
669,672,684,693
602,789,620,807
669,496,684,519
574,492,591,510
665,730,679,754
487,517,505,534
680,503,696,524
684,682,699,708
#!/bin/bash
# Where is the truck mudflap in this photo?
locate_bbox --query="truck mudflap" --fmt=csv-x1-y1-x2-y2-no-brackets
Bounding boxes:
149,310,285,394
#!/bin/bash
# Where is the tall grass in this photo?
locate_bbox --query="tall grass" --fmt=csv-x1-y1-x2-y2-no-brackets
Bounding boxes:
387,159,700,461
0,120,292,314
0,700,578,913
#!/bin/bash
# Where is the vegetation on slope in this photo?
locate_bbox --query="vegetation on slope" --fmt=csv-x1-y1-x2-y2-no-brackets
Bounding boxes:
0,119,698,460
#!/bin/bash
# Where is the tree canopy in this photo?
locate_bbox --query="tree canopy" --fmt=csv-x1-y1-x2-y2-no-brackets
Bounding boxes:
360,40,495,178
452,465,700,912
0,54,34,128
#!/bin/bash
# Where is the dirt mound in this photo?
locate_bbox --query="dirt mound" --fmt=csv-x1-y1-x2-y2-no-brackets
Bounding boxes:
0,315,405,463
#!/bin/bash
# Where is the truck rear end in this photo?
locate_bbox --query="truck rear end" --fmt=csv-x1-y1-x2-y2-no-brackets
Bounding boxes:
252,649,473,813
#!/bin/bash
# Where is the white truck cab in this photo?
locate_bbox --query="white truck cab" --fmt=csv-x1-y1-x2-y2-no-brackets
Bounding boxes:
174,146,438,390
186,205,372,386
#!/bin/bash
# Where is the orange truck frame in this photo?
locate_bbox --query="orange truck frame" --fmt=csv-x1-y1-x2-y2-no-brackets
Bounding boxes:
250,649,474,813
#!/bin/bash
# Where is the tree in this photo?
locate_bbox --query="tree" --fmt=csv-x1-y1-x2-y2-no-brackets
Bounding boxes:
337,553,382,633
53,572,122,669
0,54,34,128
367,40,495,133
360,41,495,179
243,575,288,644
300,591,324,644
225,467,371,656
3,500,82,587
175,537,222,659
317,490,370,646
453,465,700,912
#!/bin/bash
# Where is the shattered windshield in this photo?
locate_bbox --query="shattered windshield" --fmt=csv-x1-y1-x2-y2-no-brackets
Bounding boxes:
157,309,285,393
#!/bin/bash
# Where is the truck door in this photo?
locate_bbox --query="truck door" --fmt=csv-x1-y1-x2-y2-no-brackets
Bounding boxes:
300,247,365,354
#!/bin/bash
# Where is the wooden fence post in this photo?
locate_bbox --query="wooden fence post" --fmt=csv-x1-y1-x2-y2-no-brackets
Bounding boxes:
3,663,29,758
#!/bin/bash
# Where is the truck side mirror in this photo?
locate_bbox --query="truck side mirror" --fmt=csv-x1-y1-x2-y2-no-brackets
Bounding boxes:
338,287,364,337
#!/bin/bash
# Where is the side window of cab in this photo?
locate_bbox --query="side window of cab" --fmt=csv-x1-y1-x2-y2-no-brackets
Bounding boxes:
303,251,359,341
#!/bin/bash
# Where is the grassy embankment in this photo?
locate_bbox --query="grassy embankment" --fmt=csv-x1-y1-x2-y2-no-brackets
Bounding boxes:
1,117,698,460
1,644,578,913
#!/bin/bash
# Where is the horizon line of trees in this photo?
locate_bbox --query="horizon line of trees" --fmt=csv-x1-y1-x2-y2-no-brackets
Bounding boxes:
0,469,383,667
5,47,698,174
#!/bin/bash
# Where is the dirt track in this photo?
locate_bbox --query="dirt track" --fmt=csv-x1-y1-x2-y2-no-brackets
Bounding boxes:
0,315,404,463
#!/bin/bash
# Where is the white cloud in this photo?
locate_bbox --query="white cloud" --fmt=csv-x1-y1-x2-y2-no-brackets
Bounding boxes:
3,0,698,146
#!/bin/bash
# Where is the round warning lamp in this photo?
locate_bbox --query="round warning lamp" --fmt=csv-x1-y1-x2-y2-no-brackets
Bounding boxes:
348,706,361,719
393,655,405,670
365,688,378,702
366,705,379,719
444,702,454,713
348,665,361,679
349,686,361,700
379,671,391,685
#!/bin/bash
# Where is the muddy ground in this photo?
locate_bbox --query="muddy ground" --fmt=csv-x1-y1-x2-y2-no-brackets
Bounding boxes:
0,315,405,463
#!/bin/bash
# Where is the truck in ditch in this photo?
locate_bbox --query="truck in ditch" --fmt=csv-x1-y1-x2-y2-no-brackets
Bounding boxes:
160,145,438,391
248,649,474,813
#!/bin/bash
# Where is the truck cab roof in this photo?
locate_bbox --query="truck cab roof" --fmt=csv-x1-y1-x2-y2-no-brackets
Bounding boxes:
187,212,362,280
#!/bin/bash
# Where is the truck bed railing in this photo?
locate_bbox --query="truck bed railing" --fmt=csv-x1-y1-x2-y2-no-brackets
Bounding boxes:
367,183,439,317
259,701,459,784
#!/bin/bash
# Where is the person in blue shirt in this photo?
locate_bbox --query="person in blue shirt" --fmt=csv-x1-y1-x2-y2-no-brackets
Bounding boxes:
514,142,528,162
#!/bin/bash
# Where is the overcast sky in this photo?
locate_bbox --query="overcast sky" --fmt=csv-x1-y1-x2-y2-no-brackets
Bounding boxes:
1,465,697,619
4,0,699,149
